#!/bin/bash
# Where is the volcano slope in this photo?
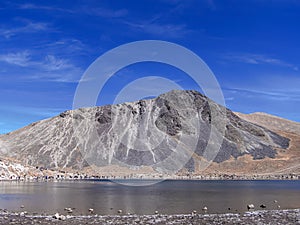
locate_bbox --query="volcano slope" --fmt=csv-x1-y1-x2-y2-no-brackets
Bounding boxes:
0,90,291,176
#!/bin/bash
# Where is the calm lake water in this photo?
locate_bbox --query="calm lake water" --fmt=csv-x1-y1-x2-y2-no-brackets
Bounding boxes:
0,180,299,215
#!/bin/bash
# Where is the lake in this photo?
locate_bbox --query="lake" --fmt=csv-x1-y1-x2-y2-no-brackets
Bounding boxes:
0,180,299,215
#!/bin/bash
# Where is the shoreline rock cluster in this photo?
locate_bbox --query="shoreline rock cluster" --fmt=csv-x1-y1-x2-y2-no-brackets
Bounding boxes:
0,208,299,224
1,157,299,181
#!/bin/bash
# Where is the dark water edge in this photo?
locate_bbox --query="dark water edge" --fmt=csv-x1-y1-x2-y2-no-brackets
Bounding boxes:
0,180,300,216
0,209,299,225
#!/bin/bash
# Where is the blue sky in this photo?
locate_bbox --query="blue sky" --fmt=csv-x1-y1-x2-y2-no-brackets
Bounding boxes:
0,0,300,134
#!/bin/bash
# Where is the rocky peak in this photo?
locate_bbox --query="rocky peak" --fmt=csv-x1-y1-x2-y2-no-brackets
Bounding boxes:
0,90,289,174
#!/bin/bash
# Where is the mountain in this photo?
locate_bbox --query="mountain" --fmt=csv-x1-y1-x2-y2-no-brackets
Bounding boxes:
215,112,300,176
235,112,300,135
0,90,291,176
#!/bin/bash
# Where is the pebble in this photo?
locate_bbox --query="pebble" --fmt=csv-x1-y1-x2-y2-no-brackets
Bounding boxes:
247,204,255,210
53,213,60,219
118,209,123,214
59,215,66,220
1,209,300,224
20,205,25,209
260,204,267,208
64,208,73,213
202,206,208,211
52,212,66,220
88,208,94,213
154,211,159,214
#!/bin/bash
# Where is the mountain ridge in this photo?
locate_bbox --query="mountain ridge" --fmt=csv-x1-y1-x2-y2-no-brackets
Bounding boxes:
0,90,292,176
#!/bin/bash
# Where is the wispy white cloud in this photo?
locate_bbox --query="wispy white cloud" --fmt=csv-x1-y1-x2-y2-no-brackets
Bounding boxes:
84,7,128,18
223,53,298,71
119,0,190,39
0,105,65,117
43,38,89,55
18,3,74,13
124,21,188,38
225,87,300,101
0,21,50,38
0,51,70,70
0,51,31,66
225,97,234,101
18,3,128,18
43,55,74,71
0,51,83,82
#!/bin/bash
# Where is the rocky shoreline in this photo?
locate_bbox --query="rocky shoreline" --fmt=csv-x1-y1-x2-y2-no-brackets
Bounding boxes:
1,157,299,181
1,173,299,182
0,209,299,225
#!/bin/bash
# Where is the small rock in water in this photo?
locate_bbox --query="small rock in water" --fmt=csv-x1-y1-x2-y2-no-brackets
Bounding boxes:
260,204,266,208
247,204,255,210
202,206,208,211
118,209,123,214
274,200,278,203
88,208,94,213
20,205,25,208
154,211,159,214
64,207,73,213
228,208,231,210
192,210,197,214
278,205,281,209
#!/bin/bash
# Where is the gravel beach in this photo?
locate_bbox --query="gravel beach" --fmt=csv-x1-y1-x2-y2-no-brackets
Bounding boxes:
0,209,299,225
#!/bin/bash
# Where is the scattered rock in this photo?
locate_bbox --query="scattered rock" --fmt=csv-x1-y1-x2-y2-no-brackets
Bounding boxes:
59,215,66,220
1,209,300,224
260,204,266,208
52,213,66,220
88,208,94,213
20,205,25,209
202,206,208,211
53,213,60,219
64,207,73,213
247,204,255,210
154,211,159,214
118,209,123,214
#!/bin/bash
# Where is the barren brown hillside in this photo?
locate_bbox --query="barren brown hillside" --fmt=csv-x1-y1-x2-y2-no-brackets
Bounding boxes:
203,112,300,176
